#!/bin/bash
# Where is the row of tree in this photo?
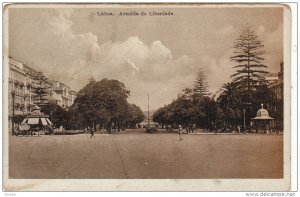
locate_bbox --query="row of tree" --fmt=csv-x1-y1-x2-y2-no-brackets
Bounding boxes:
153,25,283,132
153,93,222,131
40,78,145,133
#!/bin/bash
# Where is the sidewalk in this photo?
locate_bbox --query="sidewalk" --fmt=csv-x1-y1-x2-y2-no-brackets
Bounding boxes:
182,131,284,135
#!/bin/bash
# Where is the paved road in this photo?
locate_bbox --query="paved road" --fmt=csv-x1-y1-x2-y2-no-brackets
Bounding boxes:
9,129,283,179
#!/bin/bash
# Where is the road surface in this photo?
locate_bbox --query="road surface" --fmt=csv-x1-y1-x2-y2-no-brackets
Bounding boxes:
9,129,283,179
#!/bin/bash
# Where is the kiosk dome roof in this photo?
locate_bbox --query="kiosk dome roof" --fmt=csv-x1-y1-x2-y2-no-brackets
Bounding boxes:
252,104,273,120
257,108,269,117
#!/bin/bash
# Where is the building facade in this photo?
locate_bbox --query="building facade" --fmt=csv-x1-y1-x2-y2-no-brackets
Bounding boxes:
50,81,77,108
9,58,27,116
266,62,284,103
266,62,284,130
8,58,77,131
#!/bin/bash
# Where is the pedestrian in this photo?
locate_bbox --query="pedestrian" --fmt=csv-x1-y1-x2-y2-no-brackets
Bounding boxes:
237,125,241,134
178,125,183,141
90,127,95,139
192,123,196,133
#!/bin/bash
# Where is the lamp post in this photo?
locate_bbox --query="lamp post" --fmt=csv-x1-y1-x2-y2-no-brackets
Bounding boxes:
11,90,15,135
243,108,246,129
23,93,29,115
243,102,252,132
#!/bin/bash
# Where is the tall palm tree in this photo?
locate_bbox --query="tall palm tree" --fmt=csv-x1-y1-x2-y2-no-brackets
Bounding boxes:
217,82,240,110
217,82,243,129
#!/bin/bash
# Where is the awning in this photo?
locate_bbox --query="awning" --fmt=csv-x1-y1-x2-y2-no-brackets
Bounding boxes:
46,118,52,125
21,118,28,124
27,118,39,125
41,118,48,126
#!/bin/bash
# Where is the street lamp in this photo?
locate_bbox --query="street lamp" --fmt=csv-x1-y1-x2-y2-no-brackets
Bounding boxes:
23,93,30,115
243,108,246,129
11,90,15,135
243,102,252,132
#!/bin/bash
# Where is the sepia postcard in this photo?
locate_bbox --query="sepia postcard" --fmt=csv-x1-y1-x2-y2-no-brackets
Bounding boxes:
3,3,292,191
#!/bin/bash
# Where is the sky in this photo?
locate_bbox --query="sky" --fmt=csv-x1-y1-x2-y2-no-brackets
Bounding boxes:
8,5,284,111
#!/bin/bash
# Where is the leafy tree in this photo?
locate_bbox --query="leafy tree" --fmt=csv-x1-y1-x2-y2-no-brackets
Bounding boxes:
152,104,172,127
182,88,193,98
251,83,275,117
60,106,86,130
40,103,66,128
127,104,145,128
152,94,218,132
168,96,194,127
73,78,130,132
230,25,268,100
12,115,25,124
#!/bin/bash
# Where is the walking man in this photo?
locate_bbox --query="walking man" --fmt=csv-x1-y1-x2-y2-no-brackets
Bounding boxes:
237,125,241,134
178,125,183,141
90,127,95,139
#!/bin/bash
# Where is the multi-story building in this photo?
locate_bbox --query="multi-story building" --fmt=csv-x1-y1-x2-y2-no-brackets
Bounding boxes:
9,58,27,116
23,64,40,113
8,58,41,131
266,62,284,130
8,58,77,131
50,81,77,108
69,90,77,107
9,58,55,116
266,62,284,101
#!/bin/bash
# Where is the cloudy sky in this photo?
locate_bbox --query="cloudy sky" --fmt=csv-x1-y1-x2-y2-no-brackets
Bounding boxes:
8,5,283,111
